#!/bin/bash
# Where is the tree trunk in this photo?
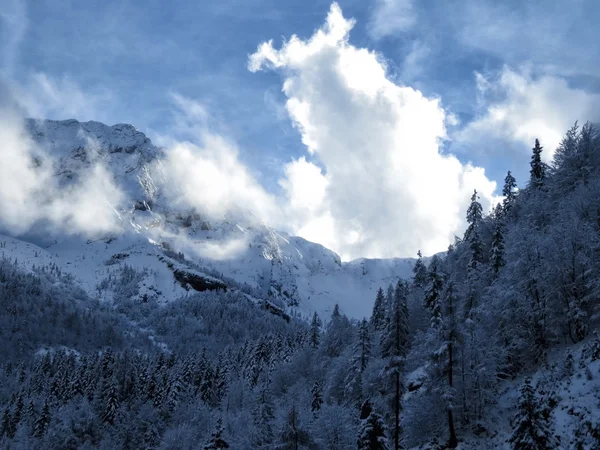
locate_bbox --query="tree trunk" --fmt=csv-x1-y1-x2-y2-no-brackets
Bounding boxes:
447,342,458,448
394,371,400,450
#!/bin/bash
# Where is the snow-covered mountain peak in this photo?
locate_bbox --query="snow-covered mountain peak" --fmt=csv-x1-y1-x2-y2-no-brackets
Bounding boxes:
26,118,156,158
8,118,416,319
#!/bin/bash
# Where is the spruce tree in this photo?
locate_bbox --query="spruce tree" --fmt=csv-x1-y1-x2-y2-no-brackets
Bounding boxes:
490,216,505,275
357,400,389,450
412,250,428,288
102,379,119,425
529,139,546,189
425,273,459,448
34,401,50,438
1,407,12,438
502,171,517,214
204,418,230,450
380,281,410,450
346,320,372,408
11,395,23,433
252,388,275,448
509,378,558,449
465,190,484,273
278,406,312,450
311,380,324,415
371,288,387,331
26,401,35,426
424,256,444,328
310,312,321,350
354,319,372,372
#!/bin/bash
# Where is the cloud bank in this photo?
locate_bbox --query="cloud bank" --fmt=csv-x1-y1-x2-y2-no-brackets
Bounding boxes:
249,3,498,260
0,108,124,237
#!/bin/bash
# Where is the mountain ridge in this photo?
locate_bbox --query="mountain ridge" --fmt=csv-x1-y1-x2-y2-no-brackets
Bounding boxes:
4,117,416,319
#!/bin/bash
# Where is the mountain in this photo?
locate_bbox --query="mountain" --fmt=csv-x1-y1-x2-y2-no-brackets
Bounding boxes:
1,119,600,449
5,118,415,320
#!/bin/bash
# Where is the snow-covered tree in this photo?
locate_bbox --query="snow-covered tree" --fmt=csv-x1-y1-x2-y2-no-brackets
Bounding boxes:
502,171,517,214
34,401,50,438
204,418,230,450
412,250,428,288
310,312,321,350
357,400,389,450
508,378,558,449
490,214,506,275
371,288,387,331
310,380,323,415
529,139,546,189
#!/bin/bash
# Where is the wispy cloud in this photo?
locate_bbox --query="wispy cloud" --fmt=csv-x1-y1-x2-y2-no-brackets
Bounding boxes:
367,0,416,40
0,0,27,77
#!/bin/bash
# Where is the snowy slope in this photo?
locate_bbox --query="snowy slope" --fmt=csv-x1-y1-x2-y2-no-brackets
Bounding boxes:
2,118,416,319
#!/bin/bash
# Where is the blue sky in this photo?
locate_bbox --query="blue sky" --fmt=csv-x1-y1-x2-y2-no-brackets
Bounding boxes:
1,0,600,259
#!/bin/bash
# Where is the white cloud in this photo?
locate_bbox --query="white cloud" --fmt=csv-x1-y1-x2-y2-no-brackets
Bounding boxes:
368,0,416,40
460,67,600,161
0,108,125,236
160,136,277,223
250,3,498,260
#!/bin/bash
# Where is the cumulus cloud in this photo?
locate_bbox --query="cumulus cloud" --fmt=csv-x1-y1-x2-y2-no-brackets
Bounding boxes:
250,3,498,260
460,67,600,160
0,108,125,236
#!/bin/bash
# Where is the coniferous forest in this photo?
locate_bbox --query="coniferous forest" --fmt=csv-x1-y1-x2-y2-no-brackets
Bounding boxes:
2,123,600,449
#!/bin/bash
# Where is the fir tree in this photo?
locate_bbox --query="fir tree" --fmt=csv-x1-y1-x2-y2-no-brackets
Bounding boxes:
311,380,324,415
502,171,517,214
490,215,506,275
102,379,120,425
380,281,410,450
509,378,558,449
34,401,50,437
425,272,459,448
354,319,372,373
357,400,389,450
278,406,312,450
310,312,321,350
412,250,428,288
252,388,275,448
26,401,35,426
465,190,484,273
1,407,12,438
424,256,444,328
204,418,230,450
529,139,546,189
10,395,23,435
371,288,387,332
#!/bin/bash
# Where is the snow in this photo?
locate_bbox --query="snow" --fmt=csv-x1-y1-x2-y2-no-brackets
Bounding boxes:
1,118,416,319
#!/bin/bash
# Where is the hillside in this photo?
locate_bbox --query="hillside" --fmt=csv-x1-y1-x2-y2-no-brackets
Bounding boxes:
1,119,599,449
